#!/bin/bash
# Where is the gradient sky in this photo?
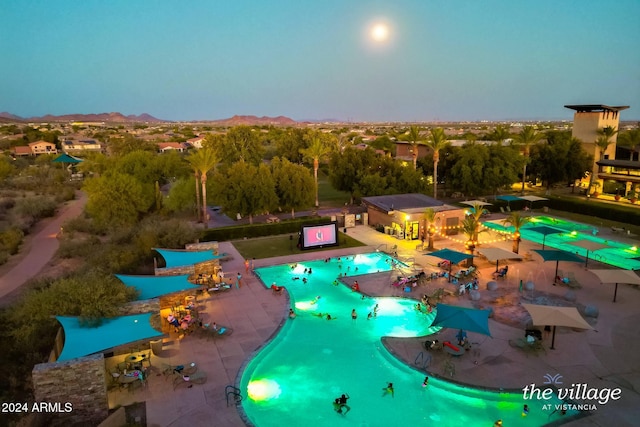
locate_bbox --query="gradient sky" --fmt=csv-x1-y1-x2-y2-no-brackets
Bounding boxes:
1,0,639,122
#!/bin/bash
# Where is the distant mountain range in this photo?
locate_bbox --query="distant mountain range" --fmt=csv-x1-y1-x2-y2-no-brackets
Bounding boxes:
0,112,304,125
0,112,164,123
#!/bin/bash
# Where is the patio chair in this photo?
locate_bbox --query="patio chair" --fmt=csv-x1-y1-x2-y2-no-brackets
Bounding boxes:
173,371,208,390
500,207,505,214
140,351,152,368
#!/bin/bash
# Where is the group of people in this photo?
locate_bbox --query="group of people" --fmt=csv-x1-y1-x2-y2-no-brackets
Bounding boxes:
167,311,196,333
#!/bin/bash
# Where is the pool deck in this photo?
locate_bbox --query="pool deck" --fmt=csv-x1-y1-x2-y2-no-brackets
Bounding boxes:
109,220,640,427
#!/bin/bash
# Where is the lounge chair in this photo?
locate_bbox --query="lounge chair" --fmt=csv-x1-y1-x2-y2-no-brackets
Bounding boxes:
500,207,505,214
564,272,582,289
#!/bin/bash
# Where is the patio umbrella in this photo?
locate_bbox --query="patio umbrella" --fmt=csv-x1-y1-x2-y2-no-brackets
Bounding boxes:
432,303,491,336
522,304,592,349
496,195,522,208
427,248,474,282
527,225,563,250
533,249,583,286
519,195,548,209
570,240,610,268
477,247,523,272
589,269,640,302
52,153,83,171
460,200,493,207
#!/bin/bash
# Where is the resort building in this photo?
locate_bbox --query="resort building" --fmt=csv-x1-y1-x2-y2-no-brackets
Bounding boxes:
565,104,629,194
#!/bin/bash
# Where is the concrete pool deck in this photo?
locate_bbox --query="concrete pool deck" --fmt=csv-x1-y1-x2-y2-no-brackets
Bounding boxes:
108,222,640,427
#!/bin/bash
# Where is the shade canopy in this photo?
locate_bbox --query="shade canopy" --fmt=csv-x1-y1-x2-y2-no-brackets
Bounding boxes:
571,240,609,252
528,226,563,249
533,250,583,284
154,248,224,268
477,247,523,262
519,195,548,202
427,248,474,265
533,250,583,263
477,247,523,272
115,274,200,300
528,225,562,237
52,153,83,164
496,195,522,202
570,239,610,267
589,269,640,284
432,304,491,336
521,304,592,349
461,200,493,207
589,269,640,302
56,313,164,362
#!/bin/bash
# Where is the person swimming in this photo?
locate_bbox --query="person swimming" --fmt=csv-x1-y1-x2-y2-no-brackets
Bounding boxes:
333,398,342,414
422,377,429,387
338,393,350,414
522,404,529,416
382,382,394,398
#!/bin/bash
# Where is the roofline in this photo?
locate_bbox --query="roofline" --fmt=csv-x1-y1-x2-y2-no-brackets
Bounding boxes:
564,104,630,113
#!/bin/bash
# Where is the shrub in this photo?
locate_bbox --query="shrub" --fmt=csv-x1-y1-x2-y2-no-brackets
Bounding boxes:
0,227,24,255
13,196,57,225
548,196,640,224
57,236,102,259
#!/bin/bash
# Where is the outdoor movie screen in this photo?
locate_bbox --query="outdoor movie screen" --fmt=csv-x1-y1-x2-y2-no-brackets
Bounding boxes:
300,223,339,250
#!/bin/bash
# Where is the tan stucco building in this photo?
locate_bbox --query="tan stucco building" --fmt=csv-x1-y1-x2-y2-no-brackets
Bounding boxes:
565,104,629,193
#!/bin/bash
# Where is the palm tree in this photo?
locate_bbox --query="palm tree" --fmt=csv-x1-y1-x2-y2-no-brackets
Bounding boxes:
595,125,618,160
491,125,511,145
502,211,531,253
426,127,448,199
300,131,333,208
514,126,543,194
461,202,487,266
407,125,422,170
422,207,436,250
617,128,640,161
187,148,217,229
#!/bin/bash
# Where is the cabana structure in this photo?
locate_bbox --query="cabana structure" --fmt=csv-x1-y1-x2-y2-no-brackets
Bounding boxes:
115,274,200,300
589,269,640,302
55,313,163,362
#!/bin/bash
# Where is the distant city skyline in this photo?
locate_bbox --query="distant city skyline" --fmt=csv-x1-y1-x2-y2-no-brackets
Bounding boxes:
1,1,639,122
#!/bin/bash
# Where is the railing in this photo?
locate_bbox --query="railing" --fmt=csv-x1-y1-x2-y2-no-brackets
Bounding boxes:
375,244,387,253
225,385,242,407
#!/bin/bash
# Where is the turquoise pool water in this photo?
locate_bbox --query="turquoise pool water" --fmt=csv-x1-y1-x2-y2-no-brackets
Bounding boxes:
240,253,574,426
485,216,640,270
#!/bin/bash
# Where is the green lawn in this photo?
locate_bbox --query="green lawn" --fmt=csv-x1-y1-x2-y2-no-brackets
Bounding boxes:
231,232,365,260
317,173,351,208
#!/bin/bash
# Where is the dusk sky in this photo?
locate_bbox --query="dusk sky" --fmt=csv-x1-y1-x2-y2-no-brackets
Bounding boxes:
1,0,639,122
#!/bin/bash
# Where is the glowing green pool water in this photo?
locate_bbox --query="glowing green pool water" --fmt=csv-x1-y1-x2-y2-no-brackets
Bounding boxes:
240,253,574,426
485,216,640,270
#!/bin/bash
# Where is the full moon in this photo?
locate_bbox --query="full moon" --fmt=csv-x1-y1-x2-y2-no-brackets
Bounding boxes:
370,23,389,42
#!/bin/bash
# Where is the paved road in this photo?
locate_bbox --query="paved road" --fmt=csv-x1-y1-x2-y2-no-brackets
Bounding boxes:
0,191,87,302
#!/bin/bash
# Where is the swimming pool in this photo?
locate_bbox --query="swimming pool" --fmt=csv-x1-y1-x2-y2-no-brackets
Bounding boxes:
239,253,574,426
485,216,640,270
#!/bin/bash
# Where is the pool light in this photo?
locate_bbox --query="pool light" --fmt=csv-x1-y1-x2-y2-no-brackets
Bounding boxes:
632,246,638,252
247,379,282,401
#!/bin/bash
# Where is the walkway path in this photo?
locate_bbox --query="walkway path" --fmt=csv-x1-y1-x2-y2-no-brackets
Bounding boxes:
0,191,87,303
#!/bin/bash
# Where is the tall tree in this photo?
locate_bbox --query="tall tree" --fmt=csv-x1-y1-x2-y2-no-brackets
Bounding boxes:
595,125,618,160
209,126,264,166
84,172,153,229
502,211,530,253
406,125,423,170
300,131,333,207
426,127,448,199
422,208,436,250
616,128,640,161
187,148,217,228
270,157,315,218
489,125,511,145
211,161,277,224
514,126,543,194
